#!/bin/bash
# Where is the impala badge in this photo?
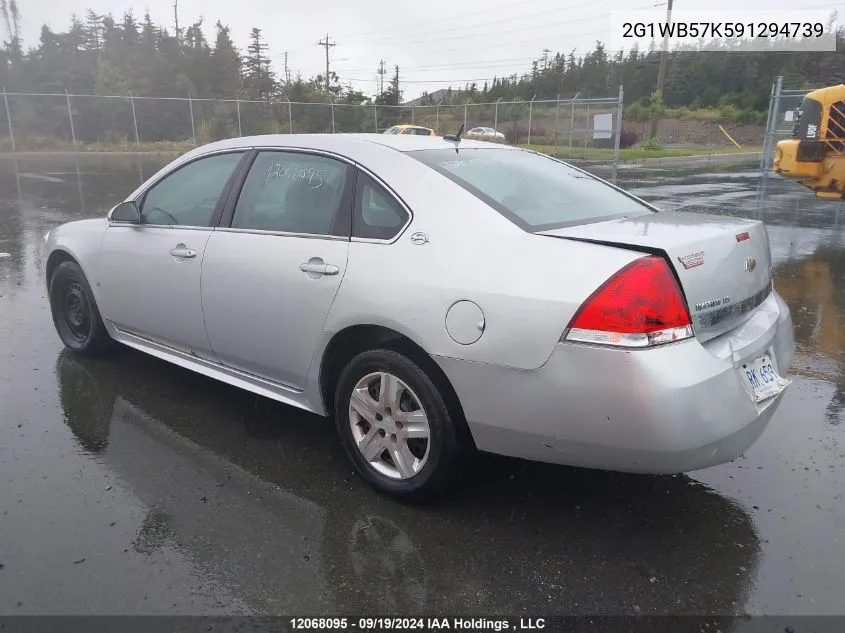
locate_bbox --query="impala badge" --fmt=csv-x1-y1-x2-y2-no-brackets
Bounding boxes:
745,256,757,272
410,232,429,245
678,251,705,269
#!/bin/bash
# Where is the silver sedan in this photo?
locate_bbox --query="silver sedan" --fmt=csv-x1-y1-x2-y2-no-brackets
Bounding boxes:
45,134,795,500
467,126,506,141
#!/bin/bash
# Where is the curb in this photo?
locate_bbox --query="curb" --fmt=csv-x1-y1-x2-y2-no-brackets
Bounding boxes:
617,151,762,166
0,150,185,158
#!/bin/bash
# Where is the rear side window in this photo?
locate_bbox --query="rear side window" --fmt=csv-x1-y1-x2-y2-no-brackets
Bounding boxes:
353,172,409,240
231,151,350,236
407,148,653,231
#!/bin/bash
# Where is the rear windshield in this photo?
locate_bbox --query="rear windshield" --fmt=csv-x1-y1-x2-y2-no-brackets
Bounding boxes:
407,148,654,231
405,127,432,136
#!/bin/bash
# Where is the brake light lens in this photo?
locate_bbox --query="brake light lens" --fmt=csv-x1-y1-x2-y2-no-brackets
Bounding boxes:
563,255,694,348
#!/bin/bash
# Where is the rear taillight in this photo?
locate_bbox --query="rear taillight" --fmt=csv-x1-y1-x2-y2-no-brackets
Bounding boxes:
563,255,694,348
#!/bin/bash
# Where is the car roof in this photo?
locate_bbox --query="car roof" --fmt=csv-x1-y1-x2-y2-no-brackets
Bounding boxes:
187,133,509,156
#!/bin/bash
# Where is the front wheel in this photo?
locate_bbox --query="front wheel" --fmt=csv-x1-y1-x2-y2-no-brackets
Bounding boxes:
49,260,115,356
335,349,469,501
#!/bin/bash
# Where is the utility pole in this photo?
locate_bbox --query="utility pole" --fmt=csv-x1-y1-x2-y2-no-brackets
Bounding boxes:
377,59,386,95
649,0,674,139
283,51,291,85
541,48,551,70
173,0,181,44
317,33,336,92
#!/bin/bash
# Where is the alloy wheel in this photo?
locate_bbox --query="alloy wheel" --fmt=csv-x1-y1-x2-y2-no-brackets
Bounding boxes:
348,372,431,480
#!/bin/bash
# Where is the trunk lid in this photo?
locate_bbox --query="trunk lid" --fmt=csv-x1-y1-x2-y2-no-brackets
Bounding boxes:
538,210,773,342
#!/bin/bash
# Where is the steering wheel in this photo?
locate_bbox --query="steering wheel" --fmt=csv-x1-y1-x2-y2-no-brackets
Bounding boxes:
192,196,220,213
146,206,180,225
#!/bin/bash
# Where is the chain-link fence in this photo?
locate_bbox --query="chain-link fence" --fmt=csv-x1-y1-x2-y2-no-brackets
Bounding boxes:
0,88,625,172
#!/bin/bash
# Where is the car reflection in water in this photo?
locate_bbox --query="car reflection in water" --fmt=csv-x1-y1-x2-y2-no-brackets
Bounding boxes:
56,348,761,616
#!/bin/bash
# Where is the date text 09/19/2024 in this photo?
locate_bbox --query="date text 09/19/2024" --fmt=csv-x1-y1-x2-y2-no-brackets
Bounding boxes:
289,618,547,631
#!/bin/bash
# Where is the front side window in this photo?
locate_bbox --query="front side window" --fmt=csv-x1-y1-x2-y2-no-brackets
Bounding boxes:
139,152,244,226
353,172,409,240
407,148,654,231
231,151,350,236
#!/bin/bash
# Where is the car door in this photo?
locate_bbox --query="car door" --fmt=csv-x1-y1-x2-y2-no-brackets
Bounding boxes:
97,151,247,358
200,149,354,389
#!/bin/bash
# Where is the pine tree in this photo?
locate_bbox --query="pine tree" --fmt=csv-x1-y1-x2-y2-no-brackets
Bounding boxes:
243,27,274,100
211,21,240,98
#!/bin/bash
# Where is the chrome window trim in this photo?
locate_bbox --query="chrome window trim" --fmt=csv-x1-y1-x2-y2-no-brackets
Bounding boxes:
105,143,415,243
350,163,414,245
225,145,413,243
214,227,349,242
107,222,214,231
249,145,357,167
228,146,356,238
106,147,251,225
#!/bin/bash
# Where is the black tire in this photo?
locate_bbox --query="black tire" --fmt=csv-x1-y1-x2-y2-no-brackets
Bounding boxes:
334,348,469,502
49,260,116,356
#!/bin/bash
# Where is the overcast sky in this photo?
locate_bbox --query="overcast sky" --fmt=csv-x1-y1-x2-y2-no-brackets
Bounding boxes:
16,0,844,99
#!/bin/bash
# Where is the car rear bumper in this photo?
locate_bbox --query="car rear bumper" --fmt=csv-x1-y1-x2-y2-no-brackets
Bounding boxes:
434,291,795,474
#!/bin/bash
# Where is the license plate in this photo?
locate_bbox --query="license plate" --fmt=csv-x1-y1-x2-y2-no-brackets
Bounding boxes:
740,353,790,403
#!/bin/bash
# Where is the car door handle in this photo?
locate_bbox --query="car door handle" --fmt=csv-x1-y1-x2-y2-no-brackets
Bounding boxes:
299,262,339,275
170,246,196,258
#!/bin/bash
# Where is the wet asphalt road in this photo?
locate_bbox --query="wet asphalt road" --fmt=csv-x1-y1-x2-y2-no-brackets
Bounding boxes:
0,155,843,617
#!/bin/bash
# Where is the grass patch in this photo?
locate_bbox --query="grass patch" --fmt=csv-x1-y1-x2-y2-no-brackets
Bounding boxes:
0,137,196,153
522,144,761,161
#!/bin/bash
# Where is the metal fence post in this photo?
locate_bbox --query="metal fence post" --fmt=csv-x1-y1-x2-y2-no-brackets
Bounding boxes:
611,84,625,184
761,76,783,174
65,90,77,150
554,94,560,153
411,105,415,124
1,87,13,150
464,99,470,131
527,95,536,146
236,95,242,136
569,92,580,154
330,99,335,133
494,97,502,130
285,98,293,133
373,104,378,132
2,87,14,150
436,100,441,133
760,81,777,172
129,92,140,145
188,92,196,145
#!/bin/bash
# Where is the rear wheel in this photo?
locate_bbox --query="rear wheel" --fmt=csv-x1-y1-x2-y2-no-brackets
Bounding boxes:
49,261,115,356
335,349,468,501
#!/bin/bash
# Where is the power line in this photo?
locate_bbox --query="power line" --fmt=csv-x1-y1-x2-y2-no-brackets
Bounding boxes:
341,76,503,84
335,57,538,74
374,27,610,56
348,11,610,47
343,0,605,45
329,0,541,41
343,2,653,51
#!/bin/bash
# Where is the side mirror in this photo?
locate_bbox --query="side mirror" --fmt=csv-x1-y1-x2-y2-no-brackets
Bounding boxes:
110,201,141,224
